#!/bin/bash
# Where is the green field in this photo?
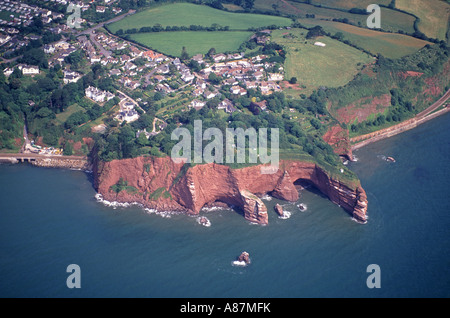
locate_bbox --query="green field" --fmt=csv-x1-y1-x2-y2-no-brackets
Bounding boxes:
254,0,416,34
130,31,252,57
309,0,392,10
299,19,431,59
271,28,373,94
108,3,292,33
396,0,450,40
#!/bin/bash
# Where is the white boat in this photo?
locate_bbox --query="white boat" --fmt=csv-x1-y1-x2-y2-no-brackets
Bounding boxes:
387,156,396,163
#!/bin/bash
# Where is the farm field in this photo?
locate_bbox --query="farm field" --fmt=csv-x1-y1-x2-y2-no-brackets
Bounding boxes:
309,0,391,10
254,0,416,34
271,28,373,95
396,0,450,40
129,31,253,57
107,2,292,33
299,19,431,59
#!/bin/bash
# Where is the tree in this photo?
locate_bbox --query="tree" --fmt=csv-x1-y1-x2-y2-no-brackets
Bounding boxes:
65,111,89,129
334,32,345,41
37,77,56,92
206,48,216,58
208,72,222,85
180,46,189,60
189,60,201,72
9,78,21,90
289,77,297,84
64,142,73,156
306,26,325,39
20,48,48,68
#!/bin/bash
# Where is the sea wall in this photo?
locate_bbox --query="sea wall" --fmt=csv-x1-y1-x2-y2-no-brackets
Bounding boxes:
31,157,91,170
351,107,450,150
94,156,368,224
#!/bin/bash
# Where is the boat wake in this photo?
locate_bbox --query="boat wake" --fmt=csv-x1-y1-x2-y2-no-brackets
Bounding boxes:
377,155,396,163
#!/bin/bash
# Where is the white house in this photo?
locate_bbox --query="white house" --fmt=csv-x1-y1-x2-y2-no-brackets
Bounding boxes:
0,33,11,45
314,41,326,47
3,67,14,76
181,71,195,82
213,53,226,63
21,65,39,75
204,90,217,99
43,44,55,54
218,99,237,113
85,86,114,103
269,73,284,81
63,70,82,84
190,99,205,110
118,110,139,123
230,85,246,95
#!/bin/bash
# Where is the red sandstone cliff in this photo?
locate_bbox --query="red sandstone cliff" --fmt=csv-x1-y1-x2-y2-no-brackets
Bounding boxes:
94,156,368,224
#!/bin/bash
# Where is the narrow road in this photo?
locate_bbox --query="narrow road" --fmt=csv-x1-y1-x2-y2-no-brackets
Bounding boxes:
116,90,146,114
416,89,450,119
80,9,136,35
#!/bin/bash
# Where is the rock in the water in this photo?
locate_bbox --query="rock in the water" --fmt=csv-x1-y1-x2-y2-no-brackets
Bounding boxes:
237,251,251,265
274,203,284,217
240,189,268,225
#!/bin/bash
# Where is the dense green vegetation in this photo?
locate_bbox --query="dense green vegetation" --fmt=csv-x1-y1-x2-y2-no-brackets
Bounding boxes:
0,41,120,154
326,43,450,136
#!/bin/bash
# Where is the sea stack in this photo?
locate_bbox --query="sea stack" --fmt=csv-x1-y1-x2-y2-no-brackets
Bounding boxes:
274,204,284,217
237,251,251,265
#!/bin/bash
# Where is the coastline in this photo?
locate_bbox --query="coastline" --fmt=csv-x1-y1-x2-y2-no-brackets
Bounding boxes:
2,91,448,227
94,157,368,225
351,90,450,150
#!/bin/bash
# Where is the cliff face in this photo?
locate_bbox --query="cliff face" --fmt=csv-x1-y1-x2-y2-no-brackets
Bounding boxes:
94,156,368,224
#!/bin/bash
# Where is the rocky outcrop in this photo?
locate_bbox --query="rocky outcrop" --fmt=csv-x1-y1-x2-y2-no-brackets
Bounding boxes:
94,156,368,225
237,251,251,265
274,204,284,217
323,124,353,161
271,170,298,201
240,189,268,224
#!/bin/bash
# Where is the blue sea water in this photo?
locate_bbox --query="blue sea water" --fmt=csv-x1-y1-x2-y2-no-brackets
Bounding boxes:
0,112,449,298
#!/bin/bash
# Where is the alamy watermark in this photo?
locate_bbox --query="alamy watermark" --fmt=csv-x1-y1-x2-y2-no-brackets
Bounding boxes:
367,4,381,29
171,120,279,174
66,3,82,29
366,264,381,288
66,264,81,288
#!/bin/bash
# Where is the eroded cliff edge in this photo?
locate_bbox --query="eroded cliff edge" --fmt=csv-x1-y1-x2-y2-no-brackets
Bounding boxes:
94,156,368,224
